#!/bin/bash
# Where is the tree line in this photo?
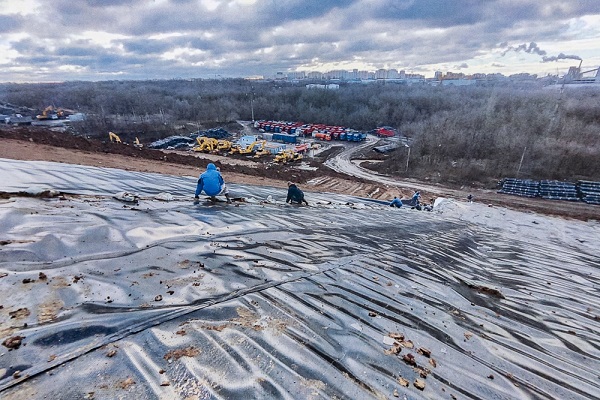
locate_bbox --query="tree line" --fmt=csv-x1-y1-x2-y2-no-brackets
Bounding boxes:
1,79,598,184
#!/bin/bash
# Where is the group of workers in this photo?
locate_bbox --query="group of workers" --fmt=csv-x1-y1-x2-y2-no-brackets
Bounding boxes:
389,191,422,208
194,163,308,205
194,163,433,210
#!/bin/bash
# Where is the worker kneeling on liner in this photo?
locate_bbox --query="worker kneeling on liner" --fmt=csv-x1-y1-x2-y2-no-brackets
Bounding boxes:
389,196,403,208
195,163,231,203
286,182,308,205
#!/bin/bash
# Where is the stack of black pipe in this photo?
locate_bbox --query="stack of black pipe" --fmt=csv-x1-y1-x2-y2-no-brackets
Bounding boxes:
498,178,540,198
577,181,600,205
190,128,232,139
539,180,579,201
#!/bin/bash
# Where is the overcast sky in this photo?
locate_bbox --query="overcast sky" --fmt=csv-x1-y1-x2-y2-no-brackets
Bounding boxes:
1,0,599,82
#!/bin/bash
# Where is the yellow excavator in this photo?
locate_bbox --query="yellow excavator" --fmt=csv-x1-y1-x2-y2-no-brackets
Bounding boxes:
109,131,122,143
253,146,272,158
193,137,218,152
238,140,265,155
134,137,143,148
36,106,65,120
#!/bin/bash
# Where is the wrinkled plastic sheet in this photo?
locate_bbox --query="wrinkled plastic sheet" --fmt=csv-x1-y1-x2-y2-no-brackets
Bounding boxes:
1,159,599,399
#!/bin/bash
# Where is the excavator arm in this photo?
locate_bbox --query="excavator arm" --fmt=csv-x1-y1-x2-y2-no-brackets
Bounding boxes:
109,132,122,143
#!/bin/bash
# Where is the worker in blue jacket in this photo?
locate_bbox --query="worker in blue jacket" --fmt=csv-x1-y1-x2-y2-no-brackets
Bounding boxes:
389,196,403,208
286,182,308,205
411,191,421,205
195,163,231,203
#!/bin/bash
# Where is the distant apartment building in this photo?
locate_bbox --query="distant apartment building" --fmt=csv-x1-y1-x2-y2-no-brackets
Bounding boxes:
306,84,340,90
306,71,325,80
287,71,306,80
444,71,465,80
278,68,524,85
509,73,538,80
358,70,370,80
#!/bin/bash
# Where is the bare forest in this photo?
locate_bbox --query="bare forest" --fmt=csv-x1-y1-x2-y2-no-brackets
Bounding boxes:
1,79,599,186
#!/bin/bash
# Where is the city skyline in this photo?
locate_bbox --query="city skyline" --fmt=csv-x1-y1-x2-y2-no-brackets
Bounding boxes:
0,1,599,82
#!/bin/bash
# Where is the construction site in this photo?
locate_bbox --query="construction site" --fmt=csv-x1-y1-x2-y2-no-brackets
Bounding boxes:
1,78,599,399
0,139,599,399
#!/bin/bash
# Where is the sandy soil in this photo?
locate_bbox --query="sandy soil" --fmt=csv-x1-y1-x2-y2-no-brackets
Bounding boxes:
1,125,598,221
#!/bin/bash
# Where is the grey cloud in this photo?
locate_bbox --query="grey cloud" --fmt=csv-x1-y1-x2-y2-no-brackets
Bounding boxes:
56,47,100,58
10,38,48,54
1,0,598,81
85,0,143,6
122,39,176,55
0,15,24,33
363,0,485,27
264,0,358,21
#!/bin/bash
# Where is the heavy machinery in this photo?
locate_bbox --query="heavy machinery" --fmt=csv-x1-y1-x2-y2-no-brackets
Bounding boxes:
109,131,122,143
193,137,218,152
253,142,272,158
215,140,233,152
294,143,309,153
134,137,143,148
237,140,265,155
274,149,303,164
36,106,67,120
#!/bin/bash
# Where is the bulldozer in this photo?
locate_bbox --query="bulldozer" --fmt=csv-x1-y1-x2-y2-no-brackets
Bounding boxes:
109,131,122,143
274,149,303,164
215,140,233,153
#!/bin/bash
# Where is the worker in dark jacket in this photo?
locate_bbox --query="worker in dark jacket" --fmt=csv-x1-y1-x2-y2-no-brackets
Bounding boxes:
195,163,231,203
286,182,308,205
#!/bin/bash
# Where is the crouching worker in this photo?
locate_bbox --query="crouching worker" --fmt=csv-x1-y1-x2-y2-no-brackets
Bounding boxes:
286,182,308,205
195,163,232,204
389,196,403,208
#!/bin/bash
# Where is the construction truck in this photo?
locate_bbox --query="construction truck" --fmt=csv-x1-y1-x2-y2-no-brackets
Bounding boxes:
109,132,122,143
